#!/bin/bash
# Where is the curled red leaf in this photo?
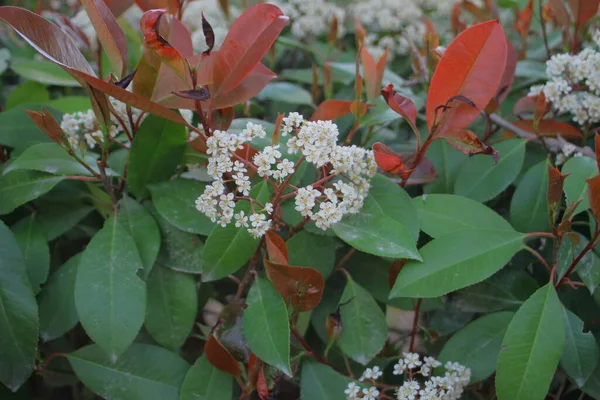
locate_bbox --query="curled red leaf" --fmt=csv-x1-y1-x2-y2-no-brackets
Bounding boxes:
372,142,414,179
201,12,215,55
381,84,417,129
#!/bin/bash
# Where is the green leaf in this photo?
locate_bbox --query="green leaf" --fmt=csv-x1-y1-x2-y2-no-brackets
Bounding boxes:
38,254,81,342
413,194,514,238
0,221,38,392
300,360,353,400
562,156,598,216
201,181,270,282
148,179,215,236
145,265,198,350
46,96,92,113
11,58,79,87
118,196,160,280
6,81,49,110
515,60,547,79
561,308,599,388
454,267,539,312
36,202,94,240
391,229,525,298
11,214,49,294
242,277,291,375
558,233,600,294
4,143,97,176
454,139,526,202
0,104,60,152
425,140,465,194
286,230,337,277
337,275,387,365
68,344,190,400
584,362,600,399
438,312,514,383
74,218,146,359
257,82,313,105
496,283,566,400
0,170,64,215
127,114,187,198
333,174,421,260
179,356,233,400
510,160,550,233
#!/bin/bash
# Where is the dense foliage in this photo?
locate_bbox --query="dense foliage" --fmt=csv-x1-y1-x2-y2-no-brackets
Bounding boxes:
1,0,600,399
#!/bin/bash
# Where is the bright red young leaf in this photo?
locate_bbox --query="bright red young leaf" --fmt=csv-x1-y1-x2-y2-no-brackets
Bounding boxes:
426,20,507,136
265,231,289,265
361,46,389,100
81,0,128,77
595,134,600,171
372,142,413,178
569,0,600,28
440,129,499,161
587,174,600,222
264,260,324,312
140,9,187,79
381,84,417,129
204,333,242,377
103,0,134,18
507,119,583,139
515,0,534,59
311,100,361,121
257,367,269,400
134,0,180,14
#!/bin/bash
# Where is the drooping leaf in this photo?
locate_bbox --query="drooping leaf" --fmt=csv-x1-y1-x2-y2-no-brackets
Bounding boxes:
337,275,387,365
38,254,81,342
3,143,97,176
413,194,514,238
561,308,599,388
145,265,198,350
496,283,566,400
179,356,233,400
562,156,598,216
11,214,50,294
242,277,291,376
0,221,38,392
68,344,189,400
438,312,514,383
390,229,525,298
148,179,215,236
0,170,64,215
265,231,289,264
371,142,412,178
24,107,67,145
300,360,353,400
510,160,550,233
454,139,526,202
264,260,324,312
286,231,337,277
310,99,358,122
74,218,146,359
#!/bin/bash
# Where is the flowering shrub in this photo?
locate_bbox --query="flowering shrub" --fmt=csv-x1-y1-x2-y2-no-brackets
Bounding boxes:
2,1,600,400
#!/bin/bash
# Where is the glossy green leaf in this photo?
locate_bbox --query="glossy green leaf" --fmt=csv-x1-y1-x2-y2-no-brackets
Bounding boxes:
38,254,81,342
118,196,160,280
333,174,421,260
36,202,94,240
257,81,312,105
563,156,598,215
10,58,79,87
242,277,291,375
425,140,465,194
558,233,600,294
300,360,353,400
0,170,64,215
510,160,550,233
454,139,526,202
0,104,60,152
127,114,187,198
438,312,514,383
179,356,233,400
74,218,146,359
11,214,49,294
337,275,387,365
0,221,38,392
561,308,599,387
46,96,92,113
145,265,198,350
583,362,600,399
496,283,566,400
148,179,215,236
4,143,97,176
413,194,514,238
286,230,337,277
391,229,524,298
6,81,49,110
68,344,189,400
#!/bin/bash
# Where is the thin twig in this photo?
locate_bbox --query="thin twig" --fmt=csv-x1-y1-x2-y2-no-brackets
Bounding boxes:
409,299,422,352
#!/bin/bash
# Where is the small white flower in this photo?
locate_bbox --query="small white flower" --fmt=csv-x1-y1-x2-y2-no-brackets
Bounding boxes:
359,366,383,381
403,352,422,369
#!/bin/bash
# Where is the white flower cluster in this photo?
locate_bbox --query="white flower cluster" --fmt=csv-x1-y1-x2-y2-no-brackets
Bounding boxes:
59,98,143,150
194,114,376,238
269,0,345,40
182,0,240,53
345,354,470,400
529,31,600,126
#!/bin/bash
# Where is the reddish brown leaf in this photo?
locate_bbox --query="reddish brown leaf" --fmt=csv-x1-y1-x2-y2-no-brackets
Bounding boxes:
134,0,180,14
506,119,583,139
372,142,413,178
548,0,571,27
514,0,534,57
381,84,417,129
81,0,128,77
325,312,343,341
404,157,438,186
265,231,289,265
211,107,234,131
311,100,360,121
173,88,210,101
451,2,467,35
568,0,600,28
440,129,499,162
328,15,338,47
204,333,242,377
272,113,284,145
534,92,551,126
354,17,367,48
25,108,66,145
548,164,569,211
426,21,507,136
362,45,389,101
140,9,187,79
264,260,324,312
587,174,600,222
103,0,134,18
202,12,215,55
257,367,269,400
513,95,537,116
595,134,600,171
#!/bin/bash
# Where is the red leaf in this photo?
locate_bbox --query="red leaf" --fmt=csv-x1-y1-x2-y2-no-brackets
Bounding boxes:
403,157,438,186
514,0,534,39
257,367,269,400
264,260,324,312
372,142,413,178
311,100,357,121
140,9,187,79
513,95,537,116
596,134,600,171
211,107,235,131
388,259,406,289
204,333,242,377
81,0,128,77
507,119,583,139
587,174,600,222
381,84,417,129
202,12,215,55
440,129,499,162
265,231,289,265
548,164,568,211
103,0,134,18
426,20,507,136
548,0,571,27
25,107,66,145
212,4,288,97
135,0,180,14
362,46,388,100
568,0,600,28
495,37,518,105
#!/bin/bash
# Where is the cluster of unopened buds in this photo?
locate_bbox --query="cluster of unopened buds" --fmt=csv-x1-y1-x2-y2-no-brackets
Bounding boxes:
345,353,471,400
195,112,377,238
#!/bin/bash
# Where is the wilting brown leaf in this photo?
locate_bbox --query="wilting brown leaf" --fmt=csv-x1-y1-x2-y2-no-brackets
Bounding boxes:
25,108,66,145
264,260,324,312
439,129,499,162
265,231,289,265
587,174,600,222
372,142,413,178
204,333,242,377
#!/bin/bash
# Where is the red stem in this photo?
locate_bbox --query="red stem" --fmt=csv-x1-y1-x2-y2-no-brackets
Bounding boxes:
408,299,422,352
